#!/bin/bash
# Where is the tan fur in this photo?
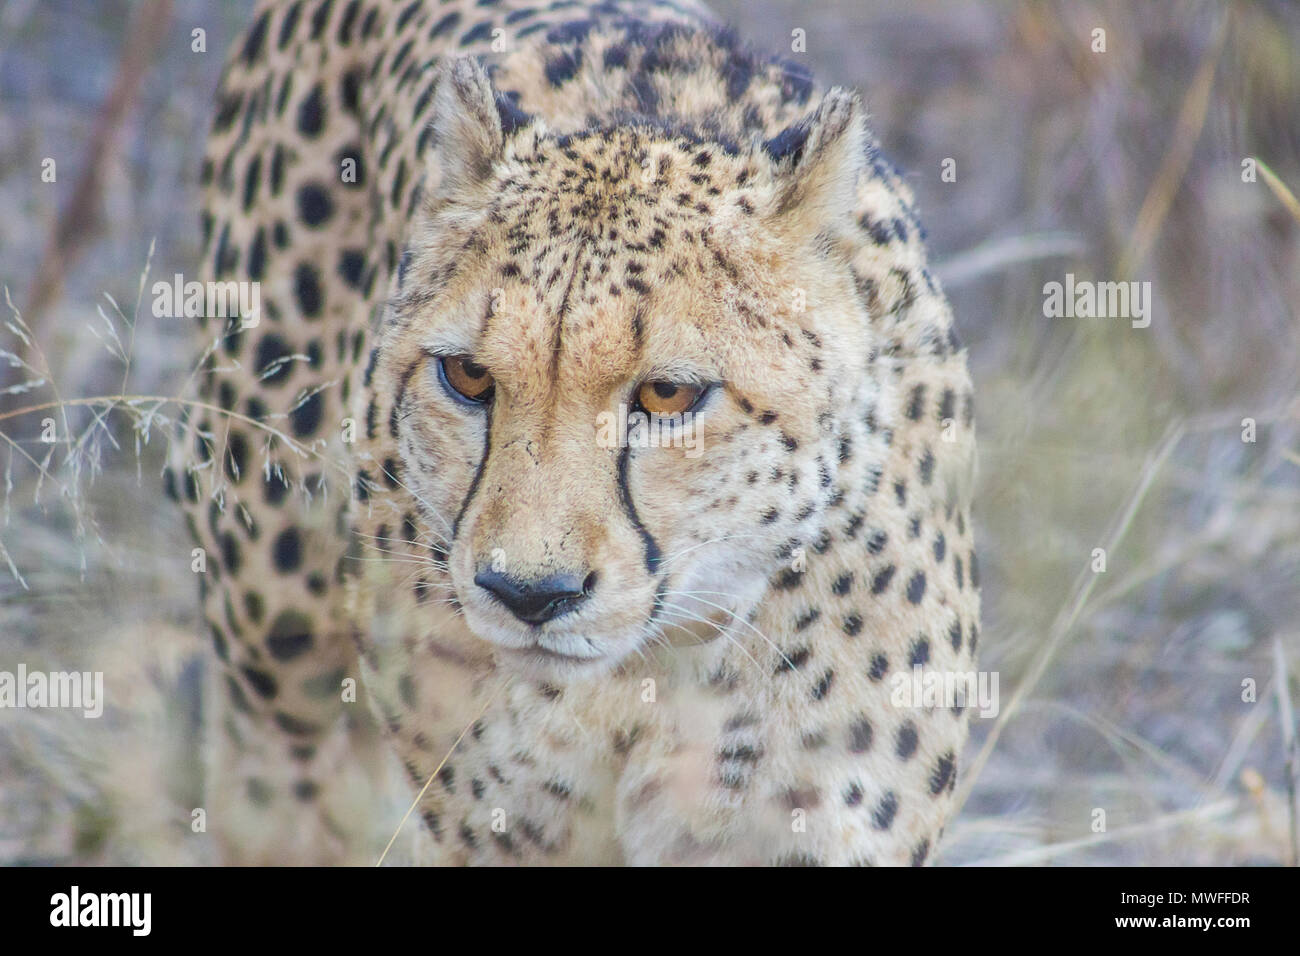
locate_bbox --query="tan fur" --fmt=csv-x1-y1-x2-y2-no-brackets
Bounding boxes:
170,0,978,866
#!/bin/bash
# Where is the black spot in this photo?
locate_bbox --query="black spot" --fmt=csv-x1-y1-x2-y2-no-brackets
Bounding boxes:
267,610,314,660
896,721,919,759
162,467,179,502
545,19,595,44
295,262,323,318
381,457,401,488
544,48,582,87
242,153,262,211
459,824,478,849
909,637,930,667
339,66,362,115
860,214,893,246
293,780,319,801
949,619,962,652
241,665,278,699
494,90,531,136
794,609,821,631
911,839,930,867
872,791,899,830
842,613,863,637
428,10,460,38
831,572,853,595
223,430,249,483
775,647,811,673
929,751,956,795
365,399,378,438
938,388,955,424
297,182,334,227
264,469,290,506
871,565,896,594
918,448,934,485
395,0,422,31
811,669,834,700
242,10,270,65
778,58,814,103
274,711,320,736
460,19,494,45
244,591,265,625
214,91,243,132
868,654,888,681
774,568,803,591
219,532,242,575
764,119,811,164
247,227,267,281
906,571,927,604
906,384,925,420
290,390,323,437
847,717,872,753
297,83,326,137
339,249,365,289
273,528,302,573
934,532,946,564
603,42,628,68
213,222,236,276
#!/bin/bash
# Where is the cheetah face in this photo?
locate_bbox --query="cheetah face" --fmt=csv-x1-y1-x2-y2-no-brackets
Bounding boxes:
365,59,880,681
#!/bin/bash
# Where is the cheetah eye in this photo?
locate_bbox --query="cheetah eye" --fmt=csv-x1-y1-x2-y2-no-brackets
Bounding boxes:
634,380,707,416
438,355,495,404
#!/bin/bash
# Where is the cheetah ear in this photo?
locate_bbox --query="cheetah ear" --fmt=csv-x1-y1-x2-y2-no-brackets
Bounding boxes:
760,89,867,234
428,57,534,201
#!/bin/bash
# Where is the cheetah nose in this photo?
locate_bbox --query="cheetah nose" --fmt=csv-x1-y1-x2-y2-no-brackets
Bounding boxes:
474,569,596,625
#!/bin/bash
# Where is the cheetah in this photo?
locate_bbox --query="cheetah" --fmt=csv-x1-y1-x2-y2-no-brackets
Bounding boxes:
166,0,980,866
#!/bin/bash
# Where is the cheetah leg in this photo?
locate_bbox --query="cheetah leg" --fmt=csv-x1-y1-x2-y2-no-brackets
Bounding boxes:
170,0,396,864
204,657,384,866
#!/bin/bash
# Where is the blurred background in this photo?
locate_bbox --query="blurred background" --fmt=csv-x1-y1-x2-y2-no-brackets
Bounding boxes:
0,0,1297,865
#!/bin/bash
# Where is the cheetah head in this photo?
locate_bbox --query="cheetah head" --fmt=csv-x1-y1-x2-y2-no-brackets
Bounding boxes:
358,58,887,681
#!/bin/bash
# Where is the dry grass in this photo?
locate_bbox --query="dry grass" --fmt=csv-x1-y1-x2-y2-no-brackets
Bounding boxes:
1,0,1297,865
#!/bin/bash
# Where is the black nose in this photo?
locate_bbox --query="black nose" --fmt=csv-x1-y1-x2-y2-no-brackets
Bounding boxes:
473,569,595,625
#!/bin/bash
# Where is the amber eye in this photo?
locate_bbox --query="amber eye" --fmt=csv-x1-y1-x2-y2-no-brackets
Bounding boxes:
634,380,705,416
438,355,495,404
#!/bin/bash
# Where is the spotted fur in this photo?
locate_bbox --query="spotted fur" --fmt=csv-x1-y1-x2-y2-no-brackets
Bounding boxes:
167,0,979,866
